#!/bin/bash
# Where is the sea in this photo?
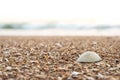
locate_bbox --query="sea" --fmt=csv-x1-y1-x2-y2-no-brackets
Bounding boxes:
0,24,120,36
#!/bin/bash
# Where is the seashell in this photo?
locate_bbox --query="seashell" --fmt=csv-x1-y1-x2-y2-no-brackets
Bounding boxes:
77,51,102,62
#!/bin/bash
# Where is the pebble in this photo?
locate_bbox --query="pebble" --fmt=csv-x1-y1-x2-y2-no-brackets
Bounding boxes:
92,41,97,45
0,71,2,75
109,66,120,71
0,57,2,62
6,66,12,70
58,77,63,80
35,74,47,79
55,43,62,47
71,71,80,77
77,51,102,62
85,76,95,80
15,53,22,56
97,73,104,78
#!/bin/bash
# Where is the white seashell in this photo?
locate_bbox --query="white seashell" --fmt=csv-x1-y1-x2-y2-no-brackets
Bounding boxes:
77,51,102,62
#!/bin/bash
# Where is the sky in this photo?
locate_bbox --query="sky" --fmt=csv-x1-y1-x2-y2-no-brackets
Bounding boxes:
0,0,120,25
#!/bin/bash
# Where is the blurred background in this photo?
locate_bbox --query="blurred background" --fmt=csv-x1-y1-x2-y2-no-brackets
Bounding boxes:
0,0,120,36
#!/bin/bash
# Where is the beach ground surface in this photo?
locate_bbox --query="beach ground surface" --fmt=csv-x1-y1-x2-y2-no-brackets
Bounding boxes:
0,36,120,80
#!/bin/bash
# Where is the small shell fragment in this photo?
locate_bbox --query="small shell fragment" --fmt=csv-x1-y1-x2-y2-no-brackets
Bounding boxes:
77,51,102,62
97,73,104,78
71,71,80,77
6,66,12,71
108,66,120,71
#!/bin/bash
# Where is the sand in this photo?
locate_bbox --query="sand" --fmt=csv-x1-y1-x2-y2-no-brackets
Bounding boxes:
0,36,120,80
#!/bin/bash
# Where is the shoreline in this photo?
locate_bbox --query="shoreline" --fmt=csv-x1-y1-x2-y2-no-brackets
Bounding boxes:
0,29,120,36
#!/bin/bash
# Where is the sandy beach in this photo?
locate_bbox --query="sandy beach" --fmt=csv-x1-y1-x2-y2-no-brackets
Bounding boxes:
0,36,120,80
